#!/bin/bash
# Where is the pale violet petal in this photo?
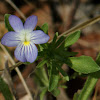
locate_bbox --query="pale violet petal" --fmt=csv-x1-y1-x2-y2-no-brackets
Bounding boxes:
9,15,24,32
14,43,27,62
25,43,38,63
24,15,37,32
1,31,21,47
30,30,50,44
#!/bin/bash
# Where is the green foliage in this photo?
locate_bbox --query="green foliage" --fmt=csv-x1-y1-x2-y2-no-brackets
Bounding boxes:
96,52,100,66
36,59,47,68
67,56,100,74
34,67,49,87
48,73,59,91
89,52,100,78
35,29,81,97
36,26,41,30
73,91,80,100
36,23,48,34
0,77,13,100
55,36,65,48
57,64,69,81
41,23,48,34
64,30,81,47
48,62,59,92
35,23,99,98
56,50,78,58
52,32,58,44
40,88,48,100
59,85,67,89
51,88,60,97
4,14,14,31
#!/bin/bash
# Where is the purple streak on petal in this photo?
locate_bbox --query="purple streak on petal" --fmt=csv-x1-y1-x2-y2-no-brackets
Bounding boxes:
30,30,50,44
1,31,21,47
14,43,27,62
24,15,38,32
25,43,38,63
9,15,24,32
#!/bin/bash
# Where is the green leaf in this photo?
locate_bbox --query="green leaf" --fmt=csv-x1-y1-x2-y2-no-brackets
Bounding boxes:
96,52,100,66
4,14,14,31
59,85,67,89
40,88,47,100
34,68,49,87
67,56,100,74
36,23,48,34
36,26,41,30
41,23,48,34
89,52,100,78
55,36,65,48
48,62,59,91
38,51,45,57
51,88,60,97
57,65,69,81
49,32,58,50
38,44,44,51
73,90,80,100
56,50,78,58
48,73,59,92
0,77,13,100
54,54,67,63
64,30,81,47
52,32,58,44
65,51,78,57
38,43,48,51
36,59,47,68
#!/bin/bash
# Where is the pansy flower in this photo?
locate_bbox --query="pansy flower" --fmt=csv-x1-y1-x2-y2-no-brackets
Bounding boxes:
1,15,50,63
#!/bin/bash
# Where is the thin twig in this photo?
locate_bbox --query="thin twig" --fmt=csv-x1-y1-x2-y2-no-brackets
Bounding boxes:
49,15,100,43
0,42,33,100
60,15,100,38
6,0,26,20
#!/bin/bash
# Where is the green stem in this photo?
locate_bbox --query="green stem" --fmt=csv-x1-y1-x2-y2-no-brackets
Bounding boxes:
77,52,100,100
10,62,23,70
0,62,23,72
35,67,49,87
78,75,98,100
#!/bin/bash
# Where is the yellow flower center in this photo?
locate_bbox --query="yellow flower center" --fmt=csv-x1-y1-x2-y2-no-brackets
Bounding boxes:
24,41,30,46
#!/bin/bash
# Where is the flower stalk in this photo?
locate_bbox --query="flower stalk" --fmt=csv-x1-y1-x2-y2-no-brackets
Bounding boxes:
77,74,99,100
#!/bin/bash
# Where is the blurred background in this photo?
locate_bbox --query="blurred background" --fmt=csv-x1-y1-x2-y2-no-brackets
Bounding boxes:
0,0,100,100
